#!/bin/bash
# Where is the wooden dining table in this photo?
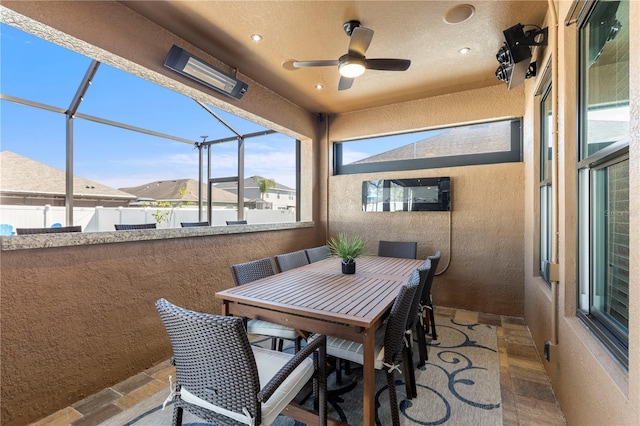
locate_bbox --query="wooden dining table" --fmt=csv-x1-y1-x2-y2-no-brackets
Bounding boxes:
215,255,425,426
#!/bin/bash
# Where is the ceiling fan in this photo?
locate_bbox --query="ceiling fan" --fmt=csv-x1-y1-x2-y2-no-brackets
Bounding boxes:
292,20,411,91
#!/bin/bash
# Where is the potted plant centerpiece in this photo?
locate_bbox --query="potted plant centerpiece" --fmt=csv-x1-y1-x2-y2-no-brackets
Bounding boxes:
327,233,366,274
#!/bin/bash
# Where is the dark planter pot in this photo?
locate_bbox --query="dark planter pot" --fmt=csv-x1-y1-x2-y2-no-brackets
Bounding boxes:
342,260,356,274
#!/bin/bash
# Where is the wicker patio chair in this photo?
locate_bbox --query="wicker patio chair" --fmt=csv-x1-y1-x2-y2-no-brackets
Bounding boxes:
180,221,210,227
274,249,310,272
406,260,431,386
15,225,82,235
155,298,327,426
231,257,302,352
377,240,417,259
305,245,332,263
309,270,420,426
421,250,442,341
114,223,157,230
226,220,248,225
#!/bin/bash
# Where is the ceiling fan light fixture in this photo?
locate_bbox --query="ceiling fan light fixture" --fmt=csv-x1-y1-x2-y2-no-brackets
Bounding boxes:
339,58,366,78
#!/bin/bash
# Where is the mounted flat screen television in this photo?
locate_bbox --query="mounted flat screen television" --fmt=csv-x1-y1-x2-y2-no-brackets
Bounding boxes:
362,177,451,212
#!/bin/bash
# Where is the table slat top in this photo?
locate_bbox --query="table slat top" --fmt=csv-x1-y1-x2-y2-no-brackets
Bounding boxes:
216,255,424,328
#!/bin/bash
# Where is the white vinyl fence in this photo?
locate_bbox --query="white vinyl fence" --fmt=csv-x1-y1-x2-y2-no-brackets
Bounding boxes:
0,205,295,233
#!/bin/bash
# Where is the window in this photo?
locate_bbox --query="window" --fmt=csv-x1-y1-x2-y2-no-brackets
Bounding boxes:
539,80,553,284
0,23,299,229
334,119,522,175
577,0,629,368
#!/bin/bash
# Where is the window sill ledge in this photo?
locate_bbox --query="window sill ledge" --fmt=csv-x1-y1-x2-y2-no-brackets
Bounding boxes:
0,221,314,251
566,316,629,397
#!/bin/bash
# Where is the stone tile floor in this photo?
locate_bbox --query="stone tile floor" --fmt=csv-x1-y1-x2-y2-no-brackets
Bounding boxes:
31,307,567,426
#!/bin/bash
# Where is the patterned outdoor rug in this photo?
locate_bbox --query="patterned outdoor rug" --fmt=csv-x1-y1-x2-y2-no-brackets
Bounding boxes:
103,318,501,425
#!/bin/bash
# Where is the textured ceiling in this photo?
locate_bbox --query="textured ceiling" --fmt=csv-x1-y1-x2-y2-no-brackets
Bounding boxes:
121,1,549,114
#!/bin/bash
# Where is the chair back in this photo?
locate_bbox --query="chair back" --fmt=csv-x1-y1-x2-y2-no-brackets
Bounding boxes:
305,245,331,263
16,225,81,235
378,240,417,259
383,271,420,365
226,220,248,225
406,261,431,331
230,257,276,286
420,251,442,305
274,250,310,272
155,298,262,423
181,221,209,227
114,223,157,230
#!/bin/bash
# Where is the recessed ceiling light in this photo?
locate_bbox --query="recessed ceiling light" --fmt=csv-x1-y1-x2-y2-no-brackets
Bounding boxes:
315,84,324,90
250,34,263,42
459,47,471,55
444,4,475,24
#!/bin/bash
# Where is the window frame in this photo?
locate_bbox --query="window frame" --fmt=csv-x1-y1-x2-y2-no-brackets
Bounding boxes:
575,0,630,369
333,118,523,175
538,78,553,285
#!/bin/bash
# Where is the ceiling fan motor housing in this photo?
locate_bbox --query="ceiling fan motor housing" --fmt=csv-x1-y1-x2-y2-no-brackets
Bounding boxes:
343,20,362,36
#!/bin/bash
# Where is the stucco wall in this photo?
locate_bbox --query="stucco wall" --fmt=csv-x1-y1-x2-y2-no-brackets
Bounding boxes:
0,228,320,425
522,1,639,425
327,84,527,317
329,163,525,316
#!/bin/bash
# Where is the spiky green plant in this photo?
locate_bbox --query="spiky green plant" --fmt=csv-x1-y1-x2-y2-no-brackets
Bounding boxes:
327,233,366,264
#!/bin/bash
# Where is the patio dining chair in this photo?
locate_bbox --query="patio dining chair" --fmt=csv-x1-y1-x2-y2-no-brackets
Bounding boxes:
309,270,420,426
15,225,82,235
274,249,310,272
114,223,157,230
305,245,332,263
155,298,327,426
401,261,431,389
231,257,302,352
377,240,417,259
421,251,442,341
180,221,209,227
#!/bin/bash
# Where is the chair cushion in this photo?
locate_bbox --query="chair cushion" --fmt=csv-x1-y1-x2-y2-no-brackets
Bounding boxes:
311,326,387,370
247,319,299,340
180,345,314,425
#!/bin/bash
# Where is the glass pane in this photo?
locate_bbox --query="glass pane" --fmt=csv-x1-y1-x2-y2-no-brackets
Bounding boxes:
342,120,513,165
580,0,630,159
539,184,552,273
591,159,629,334
540,86,553,181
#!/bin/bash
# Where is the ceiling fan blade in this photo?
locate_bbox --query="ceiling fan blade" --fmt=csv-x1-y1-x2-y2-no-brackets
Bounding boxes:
293,60,339,68
338,76,354,91
348,26,374,56
365,58,411,71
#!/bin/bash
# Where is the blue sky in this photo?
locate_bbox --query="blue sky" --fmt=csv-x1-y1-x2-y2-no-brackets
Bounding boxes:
1,23,440,190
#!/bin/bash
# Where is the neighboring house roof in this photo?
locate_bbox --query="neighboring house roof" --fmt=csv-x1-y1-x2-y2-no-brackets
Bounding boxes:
352,122,512,164
120,178,244,203
0,151,136,200
215,176,295,193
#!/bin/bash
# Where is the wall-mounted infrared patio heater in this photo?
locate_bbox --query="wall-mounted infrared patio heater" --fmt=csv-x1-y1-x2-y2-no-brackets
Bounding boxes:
164,45,248,100
495,23,547,90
